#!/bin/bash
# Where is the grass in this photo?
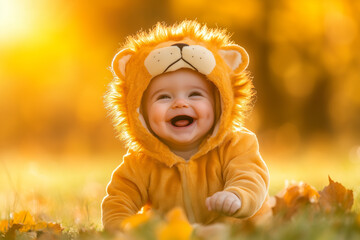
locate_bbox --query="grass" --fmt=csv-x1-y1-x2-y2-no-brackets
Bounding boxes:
265,151,360,212
0,153,121,230
0,147,359,239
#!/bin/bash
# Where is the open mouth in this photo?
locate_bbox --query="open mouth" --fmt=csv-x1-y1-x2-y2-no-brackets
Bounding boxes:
170,115,194,127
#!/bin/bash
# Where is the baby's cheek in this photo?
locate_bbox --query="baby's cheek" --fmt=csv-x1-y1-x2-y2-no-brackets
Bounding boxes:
149,104,166,122
202,103,215,122
148,106,168,131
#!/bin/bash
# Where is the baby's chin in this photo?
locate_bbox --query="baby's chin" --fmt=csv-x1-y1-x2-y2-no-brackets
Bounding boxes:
161,134,207,151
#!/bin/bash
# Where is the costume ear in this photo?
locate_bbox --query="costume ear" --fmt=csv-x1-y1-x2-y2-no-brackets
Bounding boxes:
218,44,249,73
111,48,134,78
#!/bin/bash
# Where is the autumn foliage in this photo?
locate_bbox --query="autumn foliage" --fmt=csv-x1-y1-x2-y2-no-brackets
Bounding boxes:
0,211,62,240
1,177,359,239
272,176,354,220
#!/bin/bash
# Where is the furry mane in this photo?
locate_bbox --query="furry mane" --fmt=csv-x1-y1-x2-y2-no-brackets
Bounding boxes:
106,20,255,149
124,20,233,51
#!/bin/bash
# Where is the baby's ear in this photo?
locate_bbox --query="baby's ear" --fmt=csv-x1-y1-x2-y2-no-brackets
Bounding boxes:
218,44,249,73
111,48,134,78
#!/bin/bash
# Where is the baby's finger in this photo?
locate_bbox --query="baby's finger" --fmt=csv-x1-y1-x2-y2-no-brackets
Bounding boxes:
228,199,241,215
208,192,221,211
208,195,217,211
205,197,211,211
214,193,227,212
222,197,234,215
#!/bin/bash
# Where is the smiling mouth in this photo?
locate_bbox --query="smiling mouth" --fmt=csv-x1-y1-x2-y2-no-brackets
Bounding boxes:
170,115,194,127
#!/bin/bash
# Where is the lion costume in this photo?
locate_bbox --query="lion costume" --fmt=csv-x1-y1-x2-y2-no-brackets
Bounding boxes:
102,20,270,231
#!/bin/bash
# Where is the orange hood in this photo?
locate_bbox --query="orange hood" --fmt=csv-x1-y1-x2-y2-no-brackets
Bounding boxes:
105,20,255,167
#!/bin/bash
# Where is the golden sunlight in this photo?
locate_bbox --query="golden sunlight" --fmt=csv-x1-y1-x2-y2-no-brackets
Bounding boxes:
0,0,360,238
0,0,36,43
0,0,69,47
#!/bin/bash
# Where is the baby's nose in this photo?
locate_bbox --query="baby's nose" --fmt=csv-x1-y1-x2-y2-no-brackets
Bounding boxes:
172,98,189,108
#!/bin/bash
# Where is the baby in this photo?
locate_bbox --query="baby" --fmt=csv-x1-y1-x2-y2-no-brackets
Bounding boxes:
102,21,269,231
142,68,244,214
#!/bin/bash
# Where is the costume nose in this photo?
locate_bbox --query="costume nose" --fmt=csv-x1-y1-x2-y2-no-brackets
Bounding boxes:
172,98,189,109
171,43,189,51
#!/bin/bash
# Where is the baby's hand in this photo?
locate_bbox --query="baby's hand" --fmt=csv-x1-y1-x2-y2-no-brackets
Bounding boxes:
205,191,241,216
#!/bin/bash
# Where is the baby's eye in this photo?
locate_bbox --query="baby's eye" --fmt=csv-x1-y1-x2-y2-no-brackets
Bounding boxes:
157,94,171,100
189,91,203,97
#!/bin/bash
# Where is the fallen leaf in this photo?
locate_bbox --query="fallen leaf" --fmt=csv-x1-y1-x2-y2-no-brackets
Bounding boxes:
165,207,189,223
319,176,354,213
12,211,35,226
34,221,48,231
0,220,10,233
46,222,63,234
272,196,295,219
272,181,319,219
156,207,193,240
4,224,22,240
282,182,319,206
121,210,152,231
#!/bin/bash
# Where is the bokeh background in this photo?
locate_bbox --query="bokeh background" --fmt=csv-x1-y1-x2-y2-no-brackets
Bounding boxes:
1,0,359,228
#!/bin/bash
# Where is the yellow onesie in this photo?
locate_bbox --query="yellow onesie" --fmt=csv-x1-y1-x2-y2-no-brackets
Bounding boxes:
102,20,270,231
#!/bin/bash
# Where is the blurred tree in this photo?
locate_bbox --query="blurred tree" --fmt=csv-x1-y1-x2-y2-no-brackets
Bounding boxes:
0,0,359,157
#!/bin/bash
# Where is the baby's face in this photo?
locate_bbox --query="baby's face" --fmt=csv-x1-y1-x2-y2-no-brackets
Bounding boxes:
143,69,215,151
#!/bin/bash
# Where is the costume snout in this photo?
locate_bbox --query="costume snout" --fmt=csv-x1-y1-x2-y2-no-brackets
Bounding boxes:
144,43,216,77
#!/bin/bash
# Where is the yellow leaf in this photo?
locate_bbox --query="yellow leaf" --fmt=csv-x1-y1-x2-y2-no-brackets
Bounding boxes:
46,222,63,234
34,221,48,231
165,207,189,223
0,220,10,233
121,211,152,231
12,211,35,226
157,208,193,240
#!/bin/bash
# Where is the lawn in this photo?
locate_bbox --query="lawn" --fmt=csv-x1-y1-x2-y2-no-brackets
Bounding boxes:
0,148,359,239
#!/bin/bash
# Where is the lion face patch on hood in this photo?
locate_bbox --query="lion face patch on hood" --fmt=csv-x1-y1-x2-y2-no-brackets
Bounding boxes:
106,21,255,165
144,44,216,76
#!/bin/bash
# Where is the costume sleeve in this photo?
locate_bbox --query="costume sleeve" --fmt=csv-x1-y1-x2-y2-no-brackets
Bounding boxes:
101,152,149,231
222,130,269,218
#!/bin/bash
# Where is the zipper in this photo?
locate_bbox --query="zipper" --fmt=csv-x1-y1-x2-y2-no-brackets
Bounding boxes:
181,163,196,223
